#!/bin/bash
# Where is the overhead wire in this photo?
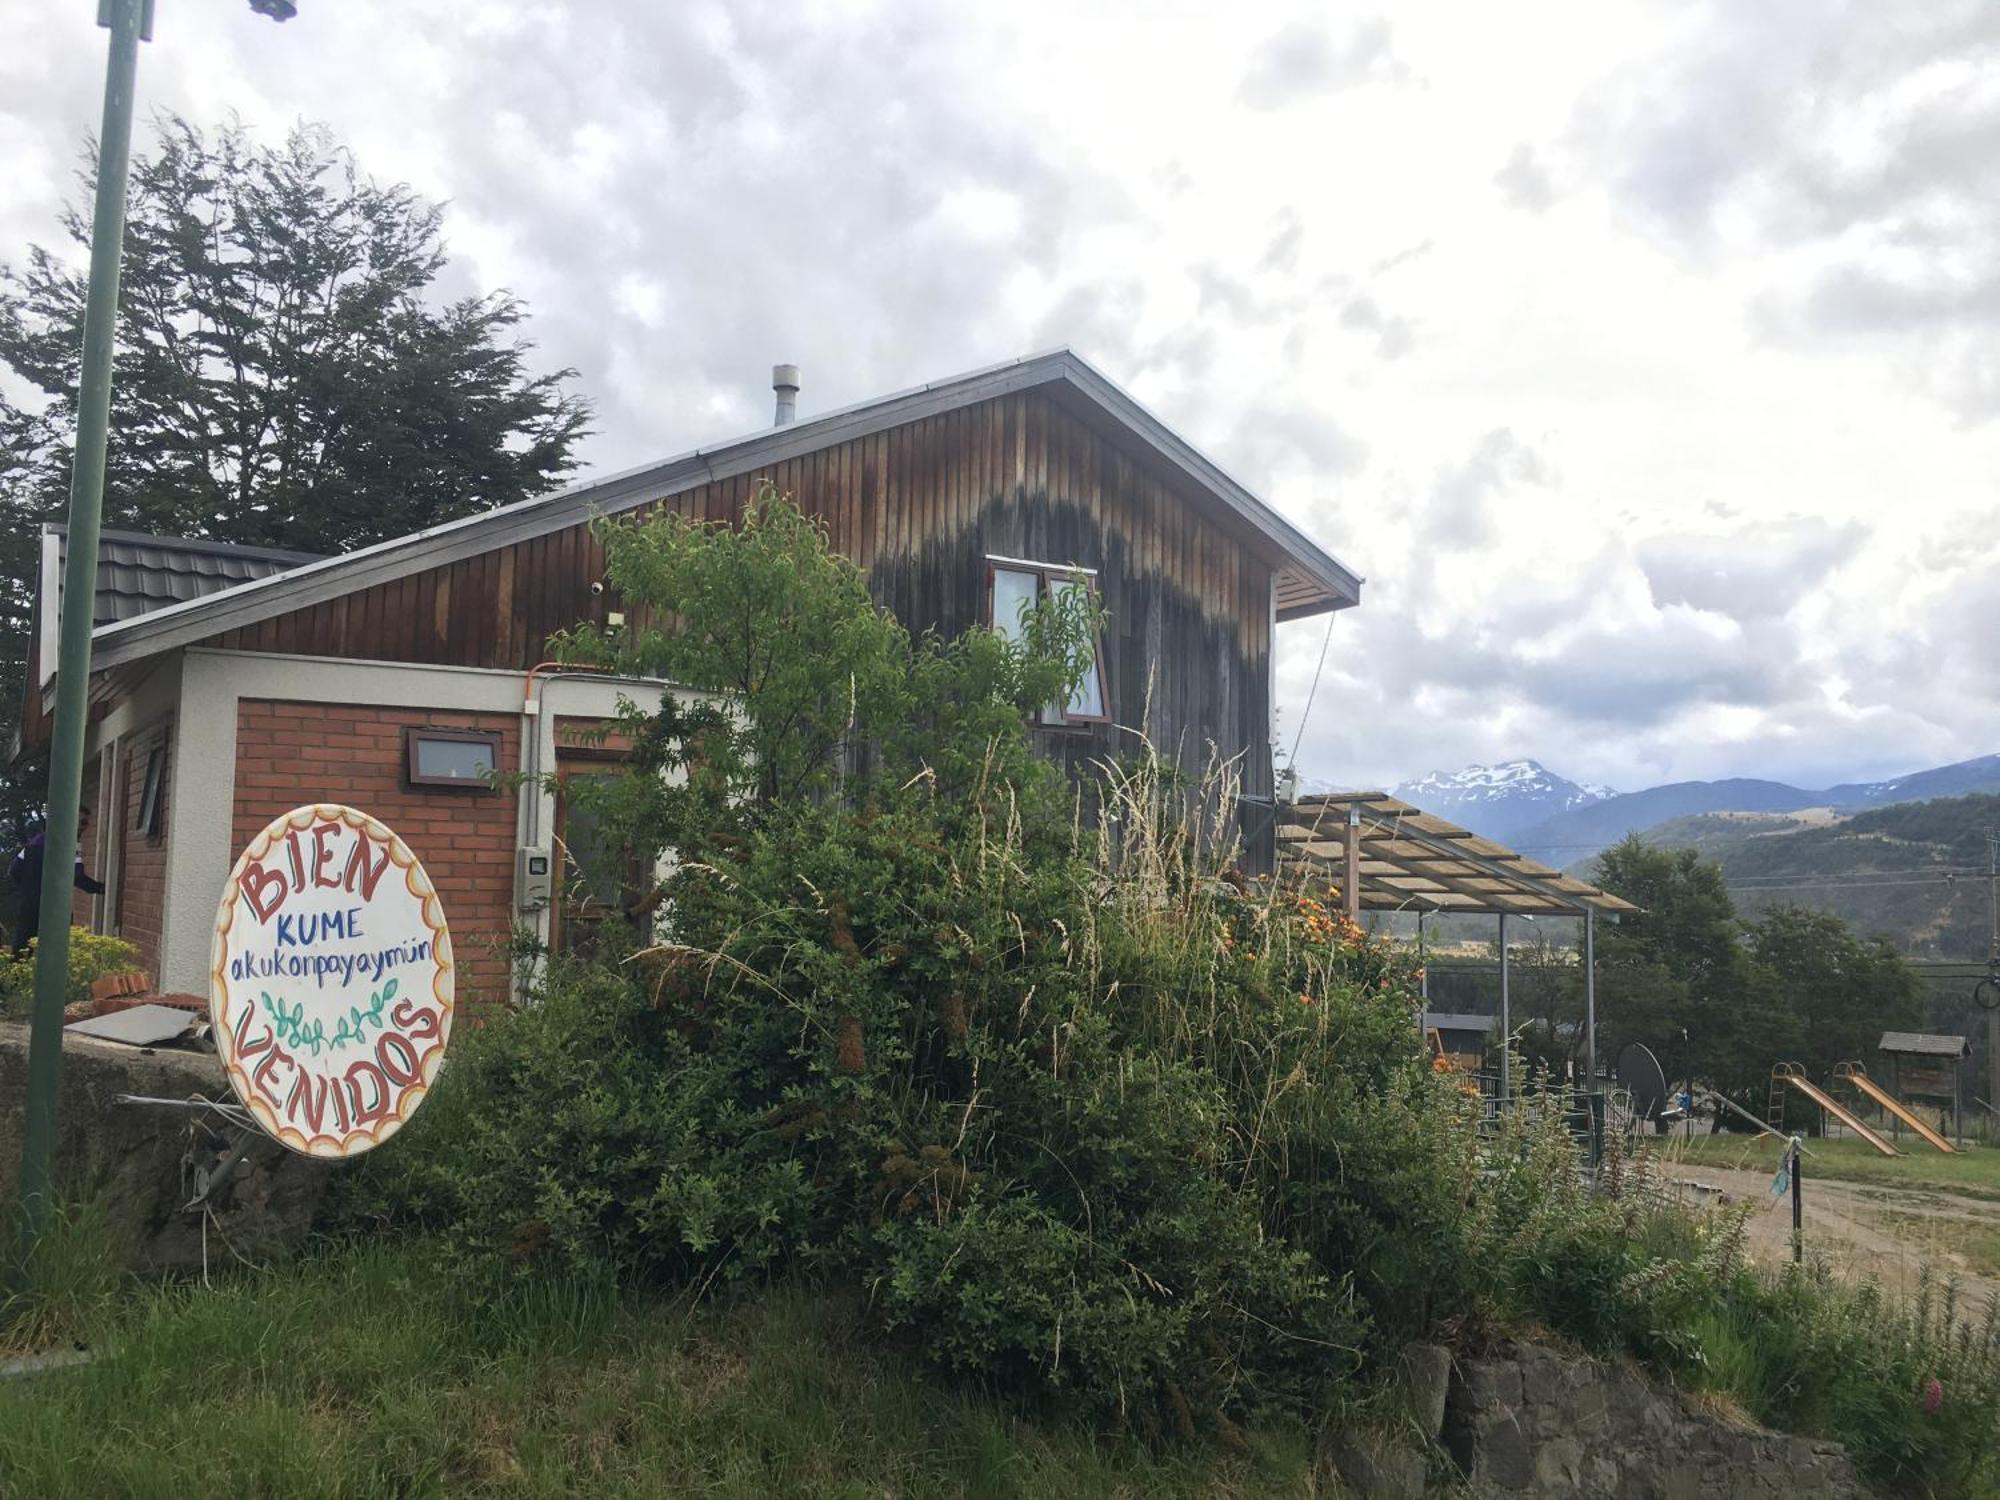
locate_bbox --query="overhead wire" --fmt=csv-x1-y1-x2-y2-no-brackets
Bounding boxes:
1723,876,1971,893
1285,609,1336,773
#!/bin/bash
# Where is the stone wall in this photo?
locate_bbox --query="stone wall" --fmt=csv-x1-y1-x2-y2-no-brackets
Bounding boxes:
0,1021,327,1273
1326,1337,1862,1499
1442,1340,1862,1499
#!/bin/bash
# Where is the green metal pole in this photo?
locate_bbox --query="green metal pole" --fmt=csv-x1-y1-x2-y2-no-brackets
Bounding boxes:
13,0,149,1268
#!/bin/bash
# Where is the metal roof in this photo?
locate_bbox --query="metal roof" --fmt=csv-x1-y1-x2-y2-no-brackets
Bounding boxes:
79,349,1366,676
48,525,320,627
37,526,321,690
1277,791,1640,917
1878,1031,1970,1058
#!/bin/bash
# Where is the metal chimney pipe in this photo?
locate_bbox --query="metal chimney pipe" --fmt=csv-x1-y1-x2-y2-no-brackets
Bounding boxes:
772,363,799,426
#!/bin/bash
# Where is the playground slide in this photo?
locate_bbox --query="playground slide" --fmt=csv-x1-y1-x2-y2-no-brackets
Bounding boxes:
1778,1072,1902,1157
1836,1064,1956,1154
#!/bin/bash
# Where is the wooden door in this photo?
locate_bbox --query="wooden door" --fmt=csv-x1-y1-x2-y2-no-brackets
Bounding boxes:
551,760,643,959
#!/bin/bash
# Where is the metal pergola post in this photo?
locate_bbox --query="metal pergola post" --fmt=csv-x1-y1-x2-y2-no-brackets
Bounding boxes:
1342,806,1361,922
1417,910,1428,1002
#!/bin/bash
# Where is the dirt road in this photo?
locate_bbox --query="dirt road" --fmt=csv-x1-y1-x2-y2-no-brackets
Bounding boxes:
1659,1162,2000,1306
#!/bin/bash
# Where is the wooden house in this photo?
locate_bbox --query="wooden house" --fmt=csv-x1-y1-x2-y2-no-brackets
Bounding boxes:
17,350,1362,1004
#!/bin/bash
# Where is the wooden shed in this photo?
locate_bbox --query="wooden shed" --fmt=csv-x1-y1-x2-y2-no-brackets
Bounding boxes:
1878,1031,1969,1139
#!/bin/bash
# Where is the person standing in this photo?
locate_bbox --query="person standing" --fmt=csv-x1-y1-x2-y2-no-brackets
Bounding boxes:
9,806,106,957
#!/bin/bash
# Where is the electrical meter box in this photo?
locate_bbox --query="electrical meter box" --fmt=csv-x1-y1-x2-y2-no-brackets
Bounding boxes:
516,846,554,910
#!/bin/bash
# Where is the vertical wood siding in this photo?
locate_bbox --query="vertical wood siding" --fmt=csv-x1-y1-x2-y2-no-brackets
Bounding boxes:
203,391,1281,804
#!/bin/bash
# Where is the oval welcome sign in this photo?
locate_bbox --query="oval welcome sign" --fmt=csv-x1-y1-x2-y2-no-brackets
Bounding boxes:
210,804,454,1158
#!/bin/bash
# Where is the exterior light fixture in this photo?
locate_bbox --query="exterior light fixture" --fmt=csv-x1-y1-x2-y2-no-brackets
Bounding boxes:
248,0,298,18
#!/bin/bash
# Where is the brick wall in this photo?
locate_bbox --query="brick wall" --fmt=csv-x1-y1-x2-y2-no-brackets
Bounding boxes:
116,722,172,981
231,701,522,1005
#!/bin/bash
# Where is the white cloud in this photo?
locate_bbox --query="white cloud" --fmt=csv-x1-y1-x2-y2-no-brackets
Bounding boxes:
5,0,1998,797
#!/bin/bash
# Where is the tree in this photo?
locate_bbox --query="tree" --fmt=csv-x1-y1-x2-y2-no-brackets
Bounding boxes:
1593,838,1741,998
1591,837,1794,1101
1745,904,1921,1081
0,116,591,822
358,490,1428,1420
545,487,1099,908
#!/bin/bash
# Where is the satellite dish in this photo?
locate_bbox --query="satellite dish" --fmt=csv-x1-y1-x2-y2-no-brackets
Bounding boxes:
1618,1042,1670,1122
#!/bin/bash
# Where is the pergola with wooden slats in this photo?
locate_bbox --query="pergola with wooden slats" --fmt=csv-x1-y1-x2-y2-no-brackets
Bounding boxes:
1277,791,1637,1100
1275,792,1638,919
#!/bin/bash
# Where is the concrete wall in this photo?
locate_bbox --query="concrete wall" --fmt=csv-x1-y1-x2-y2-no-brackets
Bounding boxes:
0,1021,329,1273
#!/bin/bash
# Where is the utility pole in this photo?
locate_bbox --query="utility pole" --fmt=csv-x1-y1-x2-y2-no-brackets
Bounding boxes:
1988,828,1998,969
14,0,297,1279
13,0,151,1274
1986,830,1999,1133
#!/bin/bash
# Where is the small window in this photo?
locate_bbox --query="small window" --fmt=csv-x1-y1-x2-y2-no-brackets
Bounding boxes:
405,727,501,790
990,568,1039,647
135,742,167,838
985,557,1109,725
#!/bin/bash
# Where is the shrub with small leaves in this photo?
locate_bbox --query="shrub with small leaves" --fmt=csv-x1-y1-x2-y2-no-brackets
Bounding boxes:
0,928,143,1017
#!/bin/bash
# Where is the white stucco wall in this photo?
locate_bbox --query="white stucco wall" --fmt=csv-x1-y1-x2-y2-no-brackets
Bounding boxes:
155,648,690,995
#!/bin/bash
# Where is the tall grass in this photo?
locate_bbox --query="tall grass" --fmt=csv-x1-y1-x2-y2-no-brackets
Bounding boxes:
1682,1267,2000,1494
0,1195,125,1358
0,1243,1319,1499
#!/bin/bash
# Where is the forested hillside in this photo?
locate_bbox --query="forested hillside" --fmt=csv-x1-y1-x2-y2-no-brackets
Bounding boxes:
1607,793,1999,959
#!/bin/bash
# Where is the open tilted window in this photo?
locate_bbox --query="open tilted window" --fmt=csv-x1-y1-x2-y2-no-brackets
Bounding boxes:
135,741,167,838
985,556,1109,725
404,727,501,790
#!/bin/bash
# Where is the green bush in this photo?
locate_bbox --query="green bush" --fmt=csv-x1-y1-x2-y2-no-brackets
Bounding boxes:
330,491,2000,1488
1651,1256,2000,1493
0,928,143,1018
348,780,1405,1426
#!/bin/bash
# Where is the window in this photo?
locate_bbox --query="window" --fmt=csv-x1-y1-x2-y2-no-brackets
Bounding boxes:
135,742,167,838
985,557,1109,725
404,727,501,789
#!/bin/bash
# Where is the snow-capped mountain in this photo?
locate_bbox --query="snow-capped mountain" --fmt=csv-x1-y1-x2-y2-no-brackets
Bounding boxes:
1388,760,1617,842
1508,752,2000,866
1294,752,2000,862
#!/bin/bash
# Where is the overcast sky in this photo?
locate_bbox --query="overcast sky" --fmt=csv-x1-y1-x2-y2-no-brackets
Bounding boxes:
7,1,1999,794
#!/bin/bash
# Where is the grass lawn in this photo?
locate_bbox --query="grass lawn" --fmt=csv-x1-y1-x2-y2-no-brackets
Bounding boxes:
0,1243,1320,1499
1872,1213,2000,1280
1647,1131,2000,1201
